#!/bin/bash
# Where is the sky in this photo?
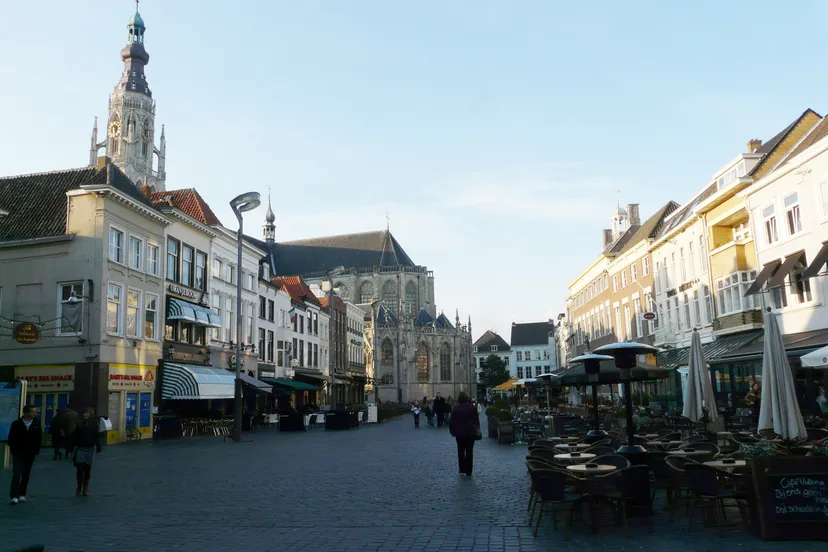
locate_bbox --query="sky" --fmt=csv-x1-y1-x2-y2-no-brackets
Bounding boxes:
2,1,828,341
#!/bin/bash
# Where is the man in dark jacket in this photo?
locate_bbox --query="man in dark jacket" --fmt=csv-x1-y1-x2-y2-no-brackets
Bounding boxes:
449,392,480,476
8,405,42,504
434,394,446,427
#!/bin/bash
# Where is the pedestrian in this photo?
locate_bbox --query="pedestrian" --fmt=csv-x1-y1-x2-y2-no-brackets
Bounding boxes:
449,392,480,477
411,402,421,428
424,402,434,427
8,405,42,505
50,408,66,460
62,406,79,460
434,393,446,427
72,408,102,497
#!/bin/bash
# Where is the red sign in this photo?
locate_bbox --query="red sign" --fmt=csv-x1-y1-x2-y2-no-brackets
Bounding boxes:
13,323,39,345
109,374,144,381
643,312,656,320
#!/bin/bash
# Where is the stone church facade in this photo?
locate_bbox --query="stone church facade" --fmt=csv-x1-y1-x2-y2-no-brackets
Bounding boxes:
249,216,476,404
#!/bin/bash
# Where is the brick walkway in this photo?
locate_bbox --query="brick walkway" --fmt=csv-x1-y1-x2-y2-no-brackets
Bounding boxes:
0,416,818,551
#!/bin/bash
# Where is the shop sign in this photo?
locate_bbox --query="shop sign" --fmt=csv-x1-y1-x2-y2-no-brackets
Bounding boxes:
643,312,656,321
260,371,276,378
13,322,39,345
679,278,699,293
167,283,199,300
15,365,75,392
108,365,156,391
170,350,207,363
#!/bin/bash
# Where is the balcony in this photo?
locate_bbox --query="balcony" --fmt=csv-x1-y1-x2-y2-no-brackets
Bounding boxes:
713,309,763,335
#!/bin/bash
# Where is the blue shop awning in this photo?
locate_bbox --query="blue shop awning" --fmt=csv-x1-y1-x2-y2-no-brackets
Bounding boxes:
167,298,221,328
162,363,235,400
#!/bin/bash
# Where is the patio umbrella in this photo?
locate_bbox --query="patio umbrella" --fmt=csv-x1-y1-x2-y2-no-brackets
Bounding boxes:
568,354,615,438
758,309,807,441
681,329,718,425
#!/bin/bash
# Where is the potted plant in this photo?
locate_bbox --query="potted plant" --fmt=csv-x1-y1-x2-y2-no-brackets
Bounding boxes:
495,409,514,444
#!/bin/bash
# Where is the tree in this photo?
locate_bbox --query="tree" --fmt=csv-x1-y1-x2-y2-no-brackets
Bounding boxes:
479,354,510,389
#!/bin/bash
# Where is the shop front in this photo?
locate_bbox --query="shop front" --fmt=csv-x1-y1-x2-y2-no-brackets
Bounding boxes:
15,365,76,431
106,364,156,444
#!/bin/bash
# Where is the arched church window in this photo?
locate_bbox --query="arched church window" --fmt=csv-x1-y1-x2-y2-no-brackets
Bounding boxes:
381,339,394,365
359,281,374,304
405,281,417,316
382,281,398,312
142,121,151,157
334,282,350,301
380,373,394,385
108,117,121,156
440,343,452,382
416,342,429,382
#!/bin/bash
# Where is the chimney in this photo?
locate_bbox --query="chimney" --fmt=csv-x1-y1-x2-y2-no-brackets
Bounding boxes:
602,229,613,248
627,204,640,226
747,139,762,154
96,156,112,169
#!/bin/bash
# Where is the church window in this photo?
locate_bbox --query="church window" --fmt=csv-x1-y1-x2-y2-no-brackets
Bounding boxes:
439,343,451,381
359,281,374,304
334,283,350,301
405,281,417,315
381,281,397,312
416,342,429,382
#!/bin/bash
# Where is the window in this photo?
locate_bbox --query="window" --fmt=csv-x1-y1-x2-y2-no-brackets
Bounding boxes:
247,273,255,291
109,227,124,263
211,295,221,340
224,297,233,342
299,314,304,334
670,253,677,288
262,264,270,280
534,366,542,377
614,306,621,339
258,329,265,361
267,331,274,363
642,257,650,276
733,223,751,242
784,193,803,235
683,294,691,331
763,205,779,245
58,282,84,334
313,343,319,367
654,261,661,294
145,293,158,340
246,305,253,344
716,271,758,316
699,236,708,273
516,351,523,361
147,244,159,275
692,290,701,327
631,264,638,282
674,297,682,332
195,252,207,291
259,297,266,319
106,283,122,334
621,270,628,288
491,345,498,352
790,257,813,305
299,340,304,366
612,276,618,292
623,304,631,340
688,242,695,276
679,248,686,282
181,246,194,287
268,300,275,322
440,343,451,381
126,289,140,338
213,258,222,279
129,236,142,270
662,256,669,288
166,239,179,281
633,297,642,338
543,350,549,360
648,295,658,332
517,366,524,379
313,312,318,335
225,264,234,284
703,285,714,323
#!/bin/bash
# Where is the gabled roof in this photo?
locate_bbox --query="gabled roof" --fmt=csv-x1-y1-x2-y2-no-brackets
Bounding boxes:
775,115,828,171
414,308,435,327
602,225,639,255
617,201,679,256
510,321,555,347
435,313,454,329
0,163,158,242
473,330,510,352
749,108,821,177
376,305,398,325
658,184,716,239
150,189,221,226
271,276,322,308
271,229,416,276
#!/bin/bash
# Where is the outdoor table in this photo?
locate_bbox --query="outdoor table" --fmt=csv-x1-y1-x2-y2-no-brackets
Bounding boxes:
567,463,615,475
704,459,747,471
554,452,596,465
668,449,709,457
555,443,590,451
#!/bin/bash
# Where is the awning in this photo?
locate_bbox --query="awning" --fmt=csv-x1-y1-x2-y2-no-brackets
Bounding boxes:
744,260,781,296
492,377,521,391
766,251,806,289
801,345,828,368
260,378,319,392
167,298,221,328
333,377,351,385
711,328,828,364
161,363,235,400
238,372,271,394
802,241,828,279
658,330,763,370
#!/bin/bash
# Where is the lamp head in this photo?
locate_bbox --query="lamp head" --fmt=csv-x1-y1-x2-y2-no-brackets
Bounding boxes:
230,192,261,214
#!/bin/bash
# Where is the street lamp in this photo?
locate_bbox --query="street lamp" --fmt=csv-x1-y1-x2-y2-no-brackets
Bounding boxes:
229,191,261,443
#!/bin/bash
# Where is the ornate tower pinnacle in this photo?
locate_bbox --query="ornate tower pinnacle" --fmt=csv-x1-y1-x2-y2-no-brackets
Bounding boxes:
89,4,166,191
264,191,276,243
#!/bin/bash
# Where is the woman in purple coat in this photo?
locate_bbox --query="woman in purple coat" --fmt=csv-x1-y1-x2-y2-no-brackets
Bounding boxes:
449,392,480,476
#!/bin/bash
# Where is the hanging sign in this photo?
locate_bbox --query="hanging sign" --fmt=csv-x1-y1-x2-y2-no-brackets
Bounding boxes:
13,323,39,345
643,312,656,321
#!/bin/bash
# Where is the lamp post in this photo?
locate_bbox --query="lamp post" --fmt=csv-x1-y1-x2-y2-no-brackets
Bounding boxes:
229,191,261,443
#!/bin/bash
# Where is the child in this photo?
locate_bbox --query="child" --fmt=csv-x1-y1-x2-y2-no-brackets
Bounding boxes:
411,403,421,428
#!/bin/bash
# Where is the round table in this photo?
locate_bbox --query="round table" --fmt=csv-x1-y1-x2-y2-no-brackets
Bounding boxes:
567,463,615,475
554,452,596,465
555,443,590,451
704,459,747,470
668,449,710,457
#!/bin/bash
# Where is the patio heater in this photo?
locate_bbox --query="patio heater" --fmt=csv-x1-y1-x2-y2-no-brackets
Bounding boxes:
569,353,614,440
593,342,658,456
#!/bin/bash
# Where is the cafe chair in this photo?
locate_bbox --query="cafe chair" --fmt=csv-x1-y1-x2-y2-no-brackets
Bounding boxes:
583,445,615,457
593,465,653,536
528,469,583,539
684,464,744,530
648,452,681,515
683,435,707,445
527,448,560,465
591,454,629,470
665,456,700,519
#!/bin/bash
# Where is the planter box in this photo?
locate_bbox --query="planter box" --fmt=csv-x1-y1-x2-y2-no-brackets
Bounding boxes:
748,455,828,540
487,415,498,438
496,420,514,444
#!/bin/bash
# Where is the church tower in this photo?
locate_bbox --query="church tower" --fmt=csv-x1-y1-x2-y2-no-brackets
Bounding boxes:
89,3,166,191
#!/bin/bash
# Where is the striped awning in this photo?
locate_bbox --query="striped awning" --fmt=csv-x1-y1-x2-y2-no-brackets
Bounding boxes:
161,363,235,400
167,298,221,328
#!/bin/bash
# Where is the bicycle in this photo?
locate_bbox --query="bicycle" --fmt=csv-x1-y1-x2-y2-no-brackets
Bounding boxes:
125,419,142,441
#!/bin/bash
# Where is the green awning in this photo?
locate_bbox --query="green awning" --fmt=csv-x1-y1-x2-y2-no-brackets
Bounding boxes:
261,377,319,391
167,297,221,328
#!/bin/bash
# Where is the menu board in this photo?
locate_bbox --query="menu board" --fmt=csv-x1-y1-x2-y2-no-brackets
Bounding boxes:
0,383,23,442
751,457,828,540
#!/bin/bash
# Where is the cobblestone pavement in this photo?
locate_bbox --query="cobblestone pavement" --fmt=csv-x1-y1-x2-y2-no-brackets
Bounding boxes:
0,416,819,552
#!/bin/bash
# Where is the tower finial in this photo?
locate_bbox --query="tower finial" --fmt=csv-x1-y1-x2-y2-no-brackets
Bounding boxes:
385,210,390,232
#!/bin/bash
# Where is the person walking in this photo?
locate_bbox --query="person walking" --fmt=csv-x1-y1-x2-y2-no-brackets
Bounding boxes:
50,408,66,460
8,405,42,505
72,408,102,497
62,406,79,461
411,402,421,428
434,394,446,427
449,392,480,477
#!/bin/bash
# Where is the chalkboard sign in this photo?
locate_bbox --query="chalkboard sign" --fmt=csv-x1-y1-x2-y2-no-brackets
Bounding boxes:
751,457,828,540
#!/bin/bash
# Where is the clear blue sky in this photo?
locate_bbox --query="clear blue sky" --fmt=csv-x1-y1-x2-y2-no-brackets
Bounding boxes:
2,1,827,340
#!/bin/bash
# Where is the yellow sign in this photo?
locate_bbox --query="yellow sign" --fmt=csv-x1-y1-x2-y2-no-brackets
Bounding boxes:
108,364,156,391
13,323,39,345
15,365,75,392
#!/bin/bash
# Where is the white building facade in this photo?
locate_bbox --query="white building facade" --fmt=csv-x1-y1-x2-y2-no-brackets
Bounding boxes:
509,322,559,380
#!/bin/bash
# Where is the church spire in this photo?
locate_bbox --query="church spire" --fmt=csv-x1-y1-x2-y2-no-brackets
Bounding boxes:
264,190,276,243
119,2,151,96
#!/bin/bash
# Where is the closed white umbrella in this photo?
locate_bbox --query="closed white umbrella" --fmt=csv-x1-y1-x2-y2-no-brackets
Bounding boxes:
682,329,718,424
758,309,807,440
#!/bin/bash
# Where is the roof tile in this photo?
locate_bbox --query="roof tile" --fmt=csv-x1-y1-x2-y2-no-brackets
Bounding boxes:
271,276,322,307
149,189,221,226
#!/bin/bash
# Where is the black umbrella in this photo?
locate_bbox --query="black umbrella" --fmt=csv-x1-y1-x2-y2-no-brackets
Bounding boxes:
562,354,614,439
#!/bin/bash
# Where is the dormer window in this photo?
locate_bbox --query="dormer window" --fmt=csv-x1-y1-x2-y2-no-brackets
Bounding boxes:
492,345,498,352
